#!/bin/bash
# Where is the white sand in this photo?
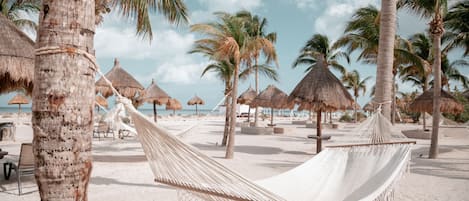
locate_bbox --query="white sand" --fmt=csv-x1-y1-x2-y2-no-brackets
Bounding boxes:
1,115,469,201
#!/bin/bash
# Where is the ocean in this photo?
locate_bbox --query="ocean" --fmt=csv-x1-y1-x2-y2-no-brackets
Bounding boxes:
0,107,216,116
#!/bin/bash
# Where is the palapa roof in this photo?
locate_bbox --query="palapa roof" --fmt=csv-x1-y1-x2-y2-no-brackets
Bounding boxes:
187,95,205,105
409,89,464,114
166,98,182,110
95,95,108,108
0,15,35,95
96,58,144,99
8,93,29,105
237,86,257,105
362,102,375,112
250,85,294,109
289,58,353,111
139,79,170,105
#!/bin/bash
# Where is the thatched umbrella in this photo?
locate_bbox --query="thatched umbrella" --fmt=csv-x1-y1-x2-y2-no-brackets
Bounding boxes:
95,95,108,111
0,15,34,95
409,88,463,114
96,58,144,99
8,93,29,113
187,95,205,116
138,79,171,122
166,98,182,115
363,102,374,112
250,85,294,126
289,59,353,153
237,86,257,122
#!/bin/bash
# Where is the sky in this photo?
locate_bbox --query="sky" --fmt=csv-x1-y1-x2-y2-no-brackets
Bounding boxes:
1,0,468,110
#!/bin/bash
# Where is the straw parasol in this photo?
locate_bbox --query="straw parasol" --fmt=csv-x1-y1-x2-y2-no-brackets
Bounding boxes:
166,98,182,115
187,95,205,116
409,88,464,114
138,79,171,122
250,85,294,126
8,93,29,113
95,95,108,110
289,58,353,153
95,58,144,99
237,86,257,122
0,15,35,95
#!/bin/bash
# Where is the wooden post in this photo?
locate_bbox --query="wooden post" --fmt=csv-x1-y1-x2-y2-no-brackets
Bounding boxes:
196,104,198,116
270,108,274,126
153,101,157,122
317,109,322,153
247,106,251,123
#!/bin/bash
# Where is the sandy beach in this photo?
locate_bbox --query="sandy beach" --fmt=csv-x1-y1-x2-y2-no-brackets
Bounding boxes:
0,114,468,201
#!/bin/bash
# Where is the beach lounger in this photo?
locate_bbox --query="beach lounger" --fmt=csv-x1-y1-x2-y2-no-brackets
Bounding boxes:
93,121,115,140
3,143,34,195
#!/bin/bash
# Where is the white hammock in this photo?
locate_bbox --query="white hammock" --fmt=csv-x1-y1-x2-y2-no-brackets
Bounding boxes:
117,97,413,201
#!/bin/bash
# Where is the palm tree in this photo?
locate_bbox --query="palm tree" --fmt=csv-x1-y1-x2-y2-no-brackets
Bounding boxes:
33,1,188,200
236,11,278,127
191,12,250,159
0,0,40,31
443,1,469,56
293,34,349,74
398,0,448,158
342,70,372,122
441,55,469,90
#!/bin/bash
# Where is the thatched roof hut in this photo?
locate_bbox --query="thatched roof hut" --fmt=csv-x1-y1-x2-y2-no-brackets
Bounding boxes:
8,93,29,113
0,15,35,95
237,86,257,105
289,58,353,153
166,98,182,115
95,95,108,108
409,89,464,114
250,85,294,109
138,79,171,122
96,58,144,99
187,95,205,115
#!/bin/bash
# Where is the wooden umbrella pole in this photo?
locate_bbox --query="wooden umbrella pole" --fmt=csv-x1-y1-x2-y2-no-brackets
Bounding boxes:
18,104,21,114
247,106,251,123
271,108,274,126
196,104,198,116
153,101,157,123
317,109,322,153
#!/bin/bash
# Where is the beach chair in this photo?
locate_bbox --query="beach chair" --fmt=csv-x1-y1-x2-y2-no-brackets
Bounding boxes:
93,121,115,140
3,143,34,195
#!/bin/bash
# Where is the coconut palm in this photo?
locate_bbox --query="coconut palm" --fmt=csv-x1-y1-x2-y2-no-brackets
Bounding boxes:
33,1,188,200
293,34,349,74
441,55,469,90
443,1,469,56
191,12,250,159
236,11,278,127
342,70,372,122
0,0,40,31
398,0,448,158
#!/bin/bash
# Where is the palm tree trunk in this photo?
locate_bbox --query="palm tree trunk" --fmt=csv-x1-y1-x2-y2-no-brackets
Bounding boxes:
221,85,231,146
254,57,259,127
354,97,358,123
33,1,95,200
391,75,396,125
226,63,240,159
375,0,397,120
429,8,444,159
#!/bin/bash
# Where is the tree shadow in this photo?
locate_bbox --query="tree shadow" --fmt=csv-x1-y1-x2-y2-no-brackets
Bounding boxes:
191,143,283,155
410,145,469,180
93,155,147,163
90,176,171,189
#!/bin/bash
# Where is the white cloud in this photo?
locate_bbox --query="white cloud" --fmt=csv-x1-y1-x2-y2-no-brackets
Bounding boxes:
293,0,379,41
191,0,263,23
150,60,215,84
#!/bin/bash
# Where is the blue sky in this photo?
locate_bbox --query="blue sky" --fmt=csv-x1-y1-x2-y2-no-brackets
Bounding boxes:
1,0,468,110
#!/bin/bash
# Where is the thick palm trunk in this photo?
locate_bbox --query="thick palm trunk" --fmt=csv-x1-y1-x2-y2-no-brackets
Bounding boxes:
33,1,95,200
429,10,444,159
221,87,231,146
254,58,259,127
226,64,239,159
375,0,397,119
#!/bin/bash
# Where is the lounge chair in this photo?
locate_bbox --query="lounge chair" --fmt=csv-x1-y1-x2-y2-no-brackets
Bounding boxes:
3,143,34,195
93,121,114,140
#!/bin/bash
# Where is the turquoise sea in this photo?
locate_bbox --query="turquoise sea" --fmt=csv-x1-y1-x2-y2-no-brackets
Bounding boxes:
0,107,214,116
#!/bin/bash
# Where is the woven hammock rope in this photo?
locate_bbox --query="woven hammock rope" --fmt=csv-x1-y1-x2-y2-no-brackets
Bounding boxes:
35,46,413,201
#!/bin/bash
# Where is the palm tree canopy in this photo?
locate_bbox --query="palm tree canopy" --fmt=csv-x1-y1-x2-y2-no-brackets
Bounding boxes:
398,0,448,19
293,34,349,74
342,70,372,97
443,1,469,56
0,0,40,31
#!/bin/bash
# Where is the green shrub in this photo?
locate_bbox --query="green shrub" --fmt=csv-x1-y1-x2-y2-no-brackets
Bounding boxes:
443,92,469,123
339,113,353,122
